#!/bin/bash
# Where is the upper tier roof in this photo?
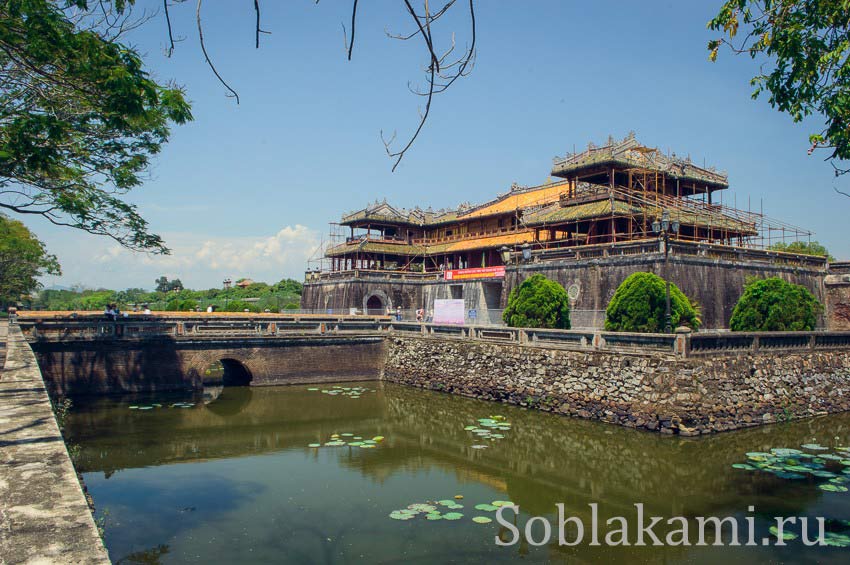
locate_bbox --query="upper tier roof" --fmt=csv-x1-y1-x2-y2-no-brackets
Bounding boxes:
551,133,729,190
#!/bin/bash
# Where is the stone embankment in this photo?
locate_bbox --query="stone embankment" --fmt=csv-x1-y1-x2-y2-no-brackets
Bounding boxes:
384,336,850,435
0,323,109,564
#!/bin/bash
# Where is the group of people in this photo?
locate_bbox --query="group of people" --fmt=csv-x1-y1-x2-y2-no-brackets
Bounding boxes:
103,304,126,321
385,306,432,322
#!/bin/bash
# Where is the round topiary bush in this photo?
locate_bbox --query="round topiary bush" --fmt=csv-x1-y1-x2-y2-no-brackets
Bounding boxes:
503,274,571,329
605,272,701,332
730,277,821,331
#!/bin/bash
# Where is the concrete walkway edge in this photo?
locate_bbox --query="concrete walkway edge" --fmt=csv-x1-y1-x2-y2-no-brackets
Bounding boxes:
0,324,110,564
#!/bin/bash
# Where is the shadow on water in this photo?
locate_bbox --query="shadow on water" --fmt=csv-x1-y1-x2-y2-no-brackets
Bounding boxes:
65,382,850,564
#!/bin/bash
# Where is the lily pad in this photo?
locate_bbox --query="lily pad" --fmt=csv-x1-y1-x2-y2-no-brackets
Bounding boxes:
373,436,384,442
437,500,455,506
472,516,492,524
769,526,798,541
823,532,850,547
732,463,756,470
408,503,437,513
801,443,829,450
771,448,803,456
425,513,443,521
389,511,415,520
819,483,848,492
492,500,514,507
308,443,321,448
442,512,464,521
475,504,499,512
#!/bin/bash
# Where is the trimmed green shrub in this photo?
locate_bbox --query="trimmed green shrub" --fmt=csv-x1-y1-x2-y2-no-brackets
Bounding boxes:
503,274,570,329
730,277,821,331
605,272,701,332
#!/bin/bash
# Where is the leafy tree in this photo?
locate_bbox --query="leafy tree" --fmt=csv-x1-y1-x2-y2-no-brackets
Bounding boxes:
165,298,198,312
0,0,192,251
768,240,834,260
730,276,821,331
223,300,260,313
155,276,170,293
708,1,850,181
503,274,570,329
0,212,60,307
605,272,701,332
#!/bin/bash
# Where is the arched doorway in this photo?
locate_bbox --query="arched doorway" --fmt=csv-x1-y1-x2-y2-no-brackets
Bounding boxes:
363,290,391,315
366,295,384,315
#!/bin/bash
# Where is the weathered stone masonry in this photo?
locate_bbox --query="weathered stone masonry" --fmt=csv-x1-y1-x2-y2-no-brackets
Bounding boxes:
384,336,850,435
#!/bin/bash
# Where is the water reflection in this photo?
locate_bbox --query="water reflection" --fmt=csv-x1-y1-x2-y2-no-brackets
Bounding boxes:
66,383,850,564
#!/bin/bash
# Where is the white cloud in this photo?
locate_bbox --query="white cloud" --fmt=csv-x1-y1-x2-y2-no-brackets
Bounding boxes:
42,225,321,290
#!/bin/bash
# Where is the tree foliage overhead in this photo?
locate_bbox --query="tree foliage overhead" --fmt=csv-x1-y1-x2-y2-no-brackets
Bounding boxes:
605,272,701,333
0,212,60,307
0,0,192,252
730,276,821,331
503,274,571,330
708,1,850,180
768,239,834,260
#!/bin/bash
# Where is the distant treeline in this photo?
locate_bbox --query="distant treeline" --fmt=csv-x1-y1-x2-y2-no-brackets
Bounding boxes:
28,278,303,313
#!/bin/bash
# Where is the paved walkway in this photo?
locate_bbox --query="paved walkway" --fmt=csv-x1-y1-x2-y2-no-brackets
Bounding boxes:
0,323,109,564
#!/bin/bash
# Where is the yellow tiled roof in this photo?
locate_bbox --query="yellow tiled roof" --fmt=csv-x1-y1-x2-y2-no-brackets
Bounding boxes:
427,231,537,254
458,182,568,219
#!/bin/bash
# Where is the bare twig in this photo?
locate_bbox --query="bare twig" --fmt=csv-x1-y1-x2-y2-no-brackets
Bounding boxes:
163,0,175,56
196,0,239,103
348,0,358,60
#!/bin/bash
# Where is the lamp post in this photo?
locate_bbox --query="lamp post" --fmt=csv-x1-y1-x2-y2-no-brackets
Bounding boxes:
499,246,512,265
223,278,232,311
521,243,532,262
651,211,680,334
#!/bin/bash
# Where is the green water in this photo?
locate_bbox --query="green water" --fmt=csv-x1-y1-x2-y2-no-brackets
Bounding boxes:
65,382,850,563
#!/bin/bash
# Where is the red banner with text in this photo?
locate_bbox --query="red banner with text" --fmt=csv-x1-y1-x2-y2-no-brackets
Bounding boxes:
444,266,506,281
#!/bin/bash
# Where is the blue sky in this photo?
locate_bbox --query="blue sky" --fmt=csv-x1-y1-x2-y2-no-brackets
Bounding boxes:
25,1,850,290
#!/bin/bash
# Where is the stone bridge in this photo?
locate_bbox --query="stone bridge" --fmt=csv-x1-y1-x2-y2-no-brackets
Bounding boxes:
19,316,388,395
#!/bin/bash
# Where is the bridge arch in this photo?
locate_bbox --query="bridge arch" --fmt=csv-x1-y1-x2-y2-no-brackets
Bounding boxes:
183,350,263,388
363,290,392,315
220,358,252,386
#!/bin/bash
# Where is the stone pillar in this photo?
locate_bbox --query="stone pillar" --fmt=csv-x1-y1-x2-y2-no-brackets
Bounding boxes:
825,274,850,331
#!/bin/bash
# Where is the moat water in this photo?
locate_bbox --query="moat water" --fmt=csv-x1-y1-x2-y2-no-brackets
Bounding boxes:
65,381,850,563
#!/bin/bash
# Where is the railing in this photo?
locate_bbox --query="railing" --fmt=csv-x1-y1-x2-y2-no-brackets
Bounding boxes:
17,316,850,358
687,331,850,356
